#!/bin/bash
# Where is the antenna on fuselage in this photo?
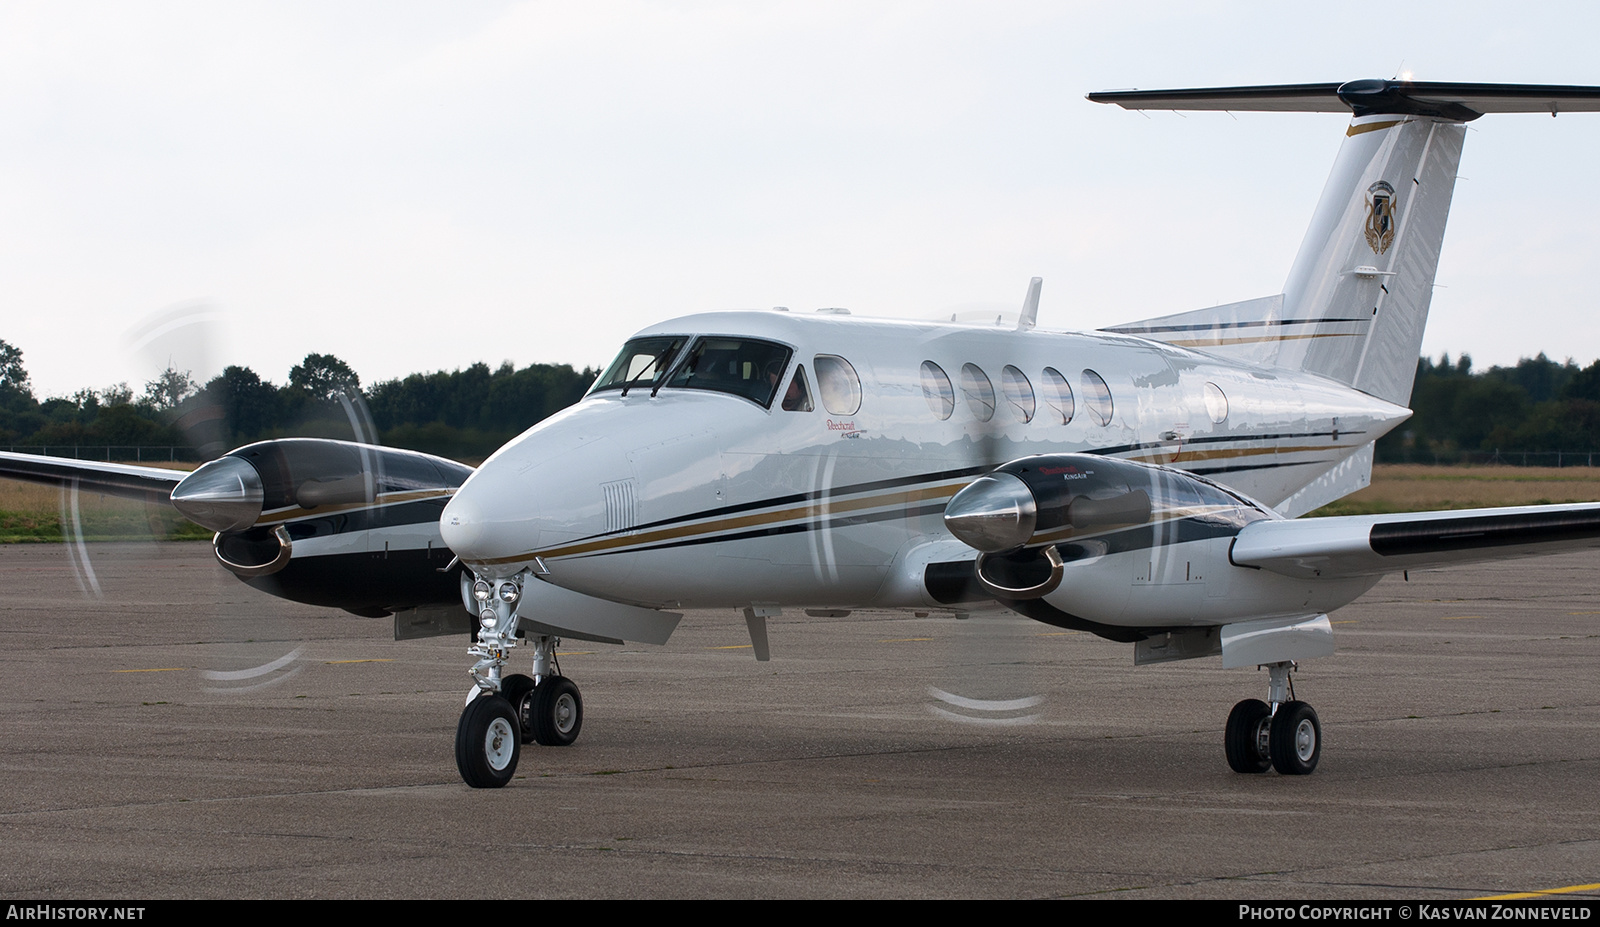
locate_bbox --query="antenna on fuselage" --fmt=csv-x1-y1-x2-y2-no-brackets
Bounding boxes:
1016,277,1042,331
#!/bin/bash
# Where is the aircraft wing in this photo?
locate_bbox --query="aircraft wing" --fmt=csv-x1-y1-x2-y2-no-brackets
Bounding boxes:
1231,503,1600,579
0,451,186,506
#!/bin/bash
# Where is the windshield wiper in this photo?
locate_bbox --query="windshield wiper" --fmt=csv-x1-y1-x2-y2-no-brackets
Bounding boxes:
622,345,678,398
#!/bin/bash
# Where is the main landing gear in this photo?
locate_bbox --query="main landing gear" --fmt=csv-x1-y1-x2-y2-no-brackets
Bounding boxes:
1224,661,1320,776
455,574,585,788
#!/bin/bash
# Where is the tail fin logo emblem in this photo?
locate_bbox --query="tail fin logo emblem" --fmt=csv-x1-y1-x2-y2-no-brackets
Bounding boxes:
1364,180,1397,254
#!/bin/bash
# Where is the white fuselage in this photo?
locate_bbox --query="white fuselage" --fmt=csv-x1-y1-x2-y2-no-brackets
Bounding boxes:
440,310,1406,629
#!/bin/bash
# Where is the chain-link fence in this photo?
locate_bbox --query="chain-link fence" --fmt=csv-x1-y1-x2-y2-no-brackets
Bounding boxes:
1379,449,1600,467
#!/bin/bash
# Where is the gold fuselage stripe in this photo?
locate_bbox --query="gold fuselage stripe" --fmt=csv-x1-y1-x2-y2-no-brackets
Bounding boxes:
478,481,970,565
475,441,1347,568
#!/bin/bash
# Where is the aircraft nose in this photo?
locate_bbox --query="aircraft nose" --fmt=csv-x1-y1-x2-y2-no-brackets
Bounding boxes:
439,473,542,570
944,473,1037,553
440,492,493,559
170,456,265,533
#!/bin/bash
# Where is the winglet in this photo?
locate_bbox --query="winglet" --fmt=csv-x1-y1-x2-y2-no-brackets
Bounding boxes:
1017,277,1042,332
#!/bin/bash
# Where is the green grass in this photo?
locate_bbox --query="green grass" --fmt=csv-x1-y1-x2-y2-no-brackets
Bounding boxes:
0,508,210,543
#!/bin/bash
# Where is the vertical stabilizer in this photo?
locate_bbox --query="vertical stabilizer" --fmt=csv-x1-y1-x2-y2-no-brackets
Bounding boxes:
1275,115,1465,405
1105,114,1466,407
1091,79,1600,406
1091,79,1600,509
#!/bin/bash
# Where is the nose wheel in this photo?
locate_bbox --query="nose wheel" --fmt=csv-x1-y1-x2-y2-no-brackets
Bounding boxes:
502,672,584,746
455,695,520,789
530,676,583,746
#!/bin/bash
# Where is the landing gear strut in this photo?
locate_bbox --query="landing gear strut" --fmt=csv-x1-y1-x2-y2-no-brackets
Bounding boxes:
1224,661,1320,775
454,572,586,788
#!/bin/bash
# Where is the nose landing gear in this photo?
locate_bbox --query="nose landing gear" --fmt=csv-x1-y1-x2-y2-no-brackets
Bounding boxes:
455,572,586,788
1224,661,1321,775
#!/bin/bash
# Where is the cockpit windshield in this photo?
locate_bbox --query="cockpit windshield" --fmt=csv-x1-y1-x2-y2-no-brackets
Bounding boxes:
664,337,793,408
592,335,794,407
591,336,689,395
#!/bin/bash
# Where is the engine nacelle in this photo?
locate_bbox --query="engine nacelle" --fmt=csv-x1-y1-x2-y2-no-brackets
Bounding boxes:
170,439,474,611
944,454,1272,606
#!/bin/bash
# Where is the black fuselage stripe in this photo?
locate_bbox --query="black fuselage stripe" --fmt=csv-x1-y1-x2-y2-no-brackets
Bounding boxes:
1178,431,1361,446
570,504,1259,562
562,434,1353,547
1186,459,1334,476
615,464,994,536
567,503,953,558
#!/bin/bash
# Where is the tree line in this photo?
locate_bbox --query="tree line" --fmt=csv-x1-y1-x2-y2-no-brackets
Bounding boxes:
5,337,1600,465
1377,353,1600,463
0,339,596,461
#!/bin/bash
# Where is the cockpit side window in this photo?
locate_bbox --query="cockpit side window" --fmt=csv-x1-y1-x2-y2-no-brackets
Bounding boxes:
591,336,689,395
782,365,814,412
664,337,794,408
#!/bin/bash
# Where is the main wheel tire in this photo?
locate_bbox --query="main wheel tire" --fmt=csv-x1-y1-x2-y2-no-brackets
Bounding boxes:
501,674,537,744
530,676,583,747
1225,698,1272,774
455,694,521,788
1269,700,1321,775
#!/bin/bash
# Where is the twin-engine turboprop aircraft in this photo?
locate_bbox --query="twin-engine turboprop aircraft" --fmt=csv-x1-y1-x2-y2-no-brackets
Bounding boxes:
435,79,1600,786
8,79,1600,789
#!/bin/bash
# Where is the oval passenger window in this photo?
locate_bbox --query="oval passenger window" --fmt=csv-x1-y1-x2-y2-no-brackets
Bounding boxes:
959,364,995,423
921,361,955,421
814,355,862,415
1041,367,1074,425
1204,382,1229,424
1081,369,1114,426
1001,365,1034,423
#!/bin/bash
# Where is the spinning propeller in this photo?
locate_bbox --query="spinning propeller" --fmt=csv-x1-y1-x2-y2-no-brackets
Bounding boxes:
4,303,470,696
918,278,1054,726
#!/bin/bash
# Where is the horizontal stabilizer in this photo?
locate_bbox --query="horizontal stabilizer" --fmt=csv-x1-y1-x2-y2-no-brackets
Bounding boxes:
0,451,186,504
1089,80,1600,119
1232,502,1600,579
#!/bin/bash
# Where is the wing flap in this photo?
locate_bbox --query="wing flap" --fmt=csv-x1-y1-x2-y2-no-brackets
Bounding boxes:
1232,503,1600,578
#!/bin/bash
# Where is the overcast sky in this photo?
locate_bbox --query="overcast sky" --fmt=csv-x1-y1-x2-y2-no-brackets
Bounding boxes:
5,0,1600,400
